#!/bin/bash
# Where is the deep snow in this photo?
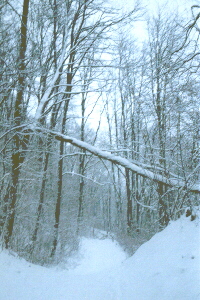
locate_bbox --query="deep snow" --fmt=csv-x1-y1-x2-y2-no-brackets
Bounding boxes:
0,210,200,300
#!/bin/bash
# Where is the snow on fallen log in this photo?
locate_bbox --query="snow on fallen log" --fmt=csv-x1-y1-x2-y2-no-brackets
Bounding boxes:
33,127,200,193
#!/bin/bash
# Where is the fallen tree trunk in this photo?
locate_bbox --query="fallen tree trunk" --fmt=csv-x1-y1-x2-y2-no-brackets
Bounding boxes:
32,127,200,193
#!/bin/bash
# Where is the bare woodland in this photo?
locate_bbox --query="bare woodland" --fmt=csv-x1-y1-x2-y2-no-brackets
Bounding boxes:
0,0,199,264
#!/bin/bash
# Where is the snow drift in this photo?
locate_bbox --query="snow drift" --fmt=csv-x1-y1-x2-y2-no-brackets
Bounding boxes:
0,209,199,300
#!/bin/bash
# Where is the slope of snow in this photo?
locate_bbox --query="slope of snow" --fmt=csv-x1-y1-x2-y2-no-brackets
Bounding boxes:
120,212,200,300
0,210,200,300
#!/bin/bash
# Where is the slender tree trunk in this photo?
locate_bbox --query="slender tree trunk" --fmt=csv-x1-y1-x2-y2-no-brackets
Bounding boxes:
51,104,69,256
77,87,87,233
156,82,169,228
126,168,133,231
120,90,133,232
31,151,50,245
51,76,72,257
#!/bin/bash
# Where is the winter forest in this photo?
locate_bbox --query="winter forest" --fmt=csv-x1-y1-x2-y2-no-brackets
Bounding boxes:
0,0,199,266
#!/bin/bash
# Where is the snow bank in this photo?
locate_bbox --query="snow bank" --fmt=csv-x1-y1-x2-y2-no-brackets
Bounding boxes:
0,210,199,300
121,210,200,300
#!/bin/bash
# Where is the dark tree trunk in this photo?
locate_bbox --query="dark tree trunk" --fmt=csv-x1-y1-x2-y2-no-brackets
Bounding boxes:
30,150,50,249
4,0,30,248
51,86,71,257
77,91,87,233
126,168,133,232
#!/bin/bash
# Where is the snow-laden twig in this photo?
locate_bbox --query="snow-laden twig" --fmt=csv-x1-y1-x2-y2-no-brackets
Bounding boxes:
62,171,105,186
136,200,157,211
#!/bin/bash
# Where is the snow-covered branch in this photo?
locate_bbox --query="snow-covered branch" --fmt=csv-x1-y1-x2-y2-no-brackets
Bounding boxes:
34,41,68,123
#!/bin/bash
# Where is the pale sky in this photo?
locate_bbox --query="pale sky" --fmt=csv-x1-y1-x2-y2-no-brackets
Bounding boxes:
112,0,195,12
110,0,197,42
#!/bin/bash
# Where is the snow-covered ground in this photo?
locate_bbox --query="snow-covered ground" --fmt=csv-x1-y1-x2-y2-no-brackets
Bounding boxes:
0,210,200,300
